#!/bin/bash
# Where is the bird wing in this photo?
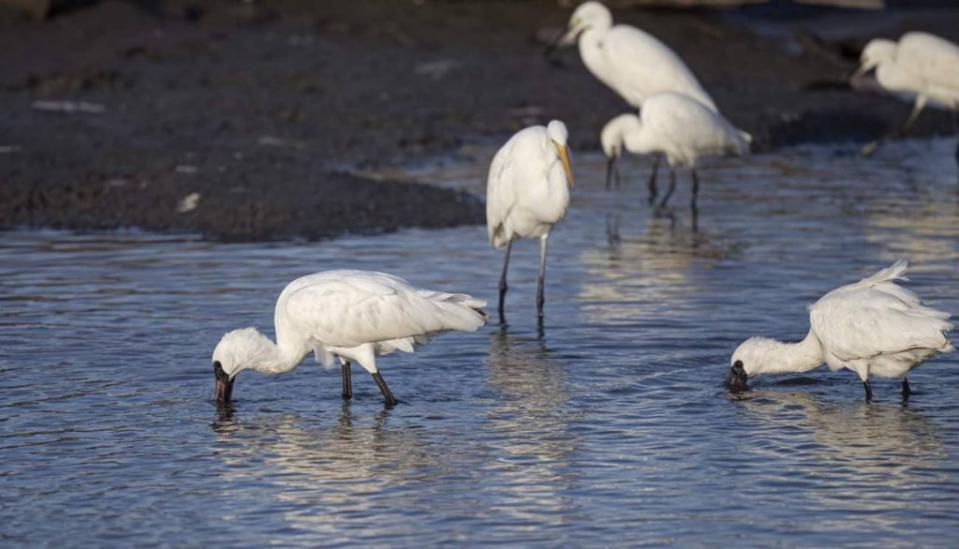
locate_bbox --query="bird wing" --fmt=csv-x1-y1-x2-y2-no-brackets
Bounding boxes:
486,135,517,246
280,270,486,348
602,25,716,111
640,93,748,158
899,32,959,103
809,260,952,361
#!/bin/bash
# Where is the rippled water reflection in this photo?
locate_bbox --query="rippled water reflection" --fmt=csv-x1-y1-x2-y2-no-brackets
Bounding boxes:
3,139,959,545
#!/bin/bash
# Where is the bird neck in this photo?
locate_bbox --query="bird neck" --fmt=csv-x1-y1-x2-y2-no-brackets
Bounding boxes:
250,332,310,376
622,119,655,156
754,330,824,376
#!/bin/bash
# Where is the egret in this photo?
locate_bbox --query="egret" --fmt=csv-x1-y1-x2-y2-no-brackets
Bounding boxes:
552,1,715,193
211,270,487,407
487,120,574,325
728,260,953,401
854,32,959,163
601,92,750,211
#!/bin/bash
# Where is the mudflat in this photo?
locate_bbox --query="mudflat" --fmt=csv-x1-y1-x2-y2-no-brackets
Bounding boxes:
2,0,957,240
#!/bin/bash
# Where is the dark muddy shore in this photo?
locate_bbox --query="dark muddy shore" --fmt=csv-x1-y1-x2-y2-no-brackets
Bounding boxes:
1,1,958,241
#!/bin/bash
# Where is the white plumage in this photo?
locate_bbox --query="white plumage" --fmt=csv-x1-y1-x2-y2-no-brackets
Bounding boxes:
601,92,750,209
729,260,954,401
487,120,573,324
557,1,715,112
211,270,487,406
856,32,959,158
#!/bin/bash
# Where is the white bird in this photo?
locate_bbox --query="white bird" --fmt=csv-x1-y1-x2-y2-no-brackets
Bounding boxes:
552,1,716,193
855,32,959,161
487,120,574,325
728,260,953,401
600,92,750,212
211,270,487,407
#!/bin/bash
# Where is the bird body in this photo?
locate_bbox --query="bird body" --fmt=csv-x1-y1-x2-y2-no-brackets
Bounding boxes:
603,93,749,168
865,32,959,111
729,261,953,400
487,124,572,248
560,1,715,112
212,270,487,406
486,120,573,323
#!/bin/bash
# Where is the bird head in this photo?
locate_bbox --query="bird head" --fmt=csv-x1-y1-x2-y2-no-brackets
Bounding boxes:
854,38,897,78
547,120,575,188
727,337,780,391
558,1,612,46
211,327,271,403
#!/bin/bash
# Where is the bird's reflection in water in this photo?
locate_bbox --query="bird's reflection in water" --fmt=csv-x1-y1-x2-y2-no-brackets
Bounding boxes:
582,213,734,324
211,404,435,533
732,390,947,530
482,330,577,525
866,197,959,267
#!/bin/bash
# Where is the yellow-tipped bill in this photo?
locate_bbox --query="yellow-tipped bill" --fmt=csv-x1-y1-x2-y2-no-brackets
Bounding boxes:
555,143,574,188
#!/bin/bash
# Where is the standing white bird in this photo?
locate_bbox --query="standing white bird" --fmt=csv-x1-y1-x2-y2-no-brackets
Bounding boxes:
728,260,953,401
601,92,750,211
551,1,716,194
211,270,487,407
855,32,959,162
487,120,574,325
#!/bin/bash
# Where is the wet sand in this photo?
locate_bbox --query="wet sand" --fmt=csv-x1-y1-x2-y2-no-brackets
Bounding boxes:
1,0,957,240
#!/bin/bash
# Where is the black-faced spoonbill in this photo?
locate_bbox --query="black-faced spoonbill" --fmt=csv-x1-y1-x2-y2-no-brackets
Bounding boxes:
601,92,750,212
487,120,573,326
728,260,953,401
855,32,959,164
212,270,487,407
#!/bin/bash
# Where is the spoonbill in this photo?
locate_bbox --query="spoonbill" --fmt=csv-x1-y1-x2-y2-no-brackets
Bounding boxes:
601,92,750,211
487,120,573,325
728,260,953,401
211,270,487,407
551,1,715,194
854,32,959,162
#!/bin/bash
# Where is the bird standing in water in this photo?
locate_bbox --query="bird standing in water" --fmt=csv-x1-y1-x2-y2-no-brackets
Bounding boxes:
486,120,574,326
728,260,953,401
601,92,750,212
211,270,486,408
855,32,959,168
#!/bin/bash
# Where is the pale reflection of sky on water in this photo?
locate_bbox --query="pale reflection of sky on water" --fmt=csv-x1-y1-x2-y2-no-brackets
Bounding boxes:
2,139,959,546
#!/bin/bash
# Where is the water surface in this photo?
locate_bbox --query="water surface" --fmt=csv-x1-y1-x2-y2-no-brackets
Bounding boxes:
3,139,959,546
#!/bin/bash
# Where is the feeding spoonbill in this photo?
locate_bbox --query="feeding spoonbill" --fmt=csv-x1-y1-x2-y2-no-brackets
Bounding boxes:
601,92,750,211
854,32,959,161
551,1,715,193
728,260,953,401
211,270,487,407
487,120,574,325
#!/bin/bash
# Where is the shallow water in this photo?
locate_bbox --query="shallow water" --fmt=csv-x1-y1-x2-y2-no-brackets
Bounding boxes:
3,139,959,546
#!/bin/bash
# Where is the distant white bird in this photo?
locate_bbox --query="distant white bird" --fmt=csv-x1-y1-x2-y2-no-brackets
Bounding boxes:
729,260,953,401
552,1,715,193
601,92,750,211
855,32,959,161
211,270,487,407
487,120,574,325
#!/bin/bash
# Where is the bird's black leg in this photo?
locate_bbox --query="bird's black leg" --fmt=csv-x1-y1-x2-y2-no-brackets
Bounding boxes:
863,380,873,402
537,234,549,322
862,97,926,157
605,156,617,190
498,240,513,325
690,168,700,213
371,372,398,408
341,361,352,400
902,377,912,399
658,168,677,209
647,155,661,205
